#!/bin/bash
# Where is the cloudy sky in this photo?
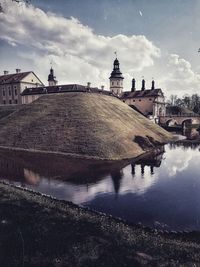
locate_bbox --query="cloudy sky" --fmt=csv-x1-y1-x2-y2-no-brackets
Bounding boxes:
1,0,200,97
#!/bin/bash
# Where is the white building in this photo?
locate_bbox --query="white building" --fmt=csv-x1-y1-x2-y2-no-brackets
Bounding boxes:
120,78,166,121
0,69,44,105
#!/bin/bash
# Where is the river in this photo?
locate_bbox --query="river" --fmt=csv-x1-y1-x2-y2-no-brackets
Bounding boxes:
0,134,200,231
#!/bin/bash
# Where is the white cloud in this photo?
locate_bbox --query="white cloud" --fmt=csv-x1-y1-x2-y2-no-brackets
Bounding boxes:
0,0,160,88
157,54,200,97
1,0,200,97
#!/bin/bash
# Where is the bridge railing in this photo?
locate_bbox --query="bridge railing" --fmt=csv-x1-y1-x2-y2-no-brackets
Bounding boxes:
159,114,200,118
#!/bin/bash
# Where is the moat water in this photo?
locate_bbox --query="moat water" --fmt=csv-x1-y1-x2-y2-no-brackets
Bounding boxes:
1,131,200,231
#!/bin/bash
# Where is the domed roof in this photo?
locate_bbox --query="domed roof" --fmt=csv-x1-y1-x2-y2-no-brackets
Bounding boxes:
109,58,124,79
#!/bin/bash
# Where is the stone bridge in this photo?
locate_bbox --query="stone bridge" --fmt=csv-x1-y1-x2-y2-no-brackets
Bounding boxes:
159,115,200,128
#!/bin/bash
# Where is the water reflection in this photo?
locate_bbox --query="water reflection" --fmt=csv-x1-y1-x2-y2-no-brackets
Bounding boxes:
0,143,200,231
182,127,199,140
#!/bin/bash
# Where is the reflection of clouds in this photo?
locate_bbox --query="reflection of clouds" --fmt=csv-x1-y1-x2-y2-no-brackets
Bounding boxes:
29,163,160,204
32,177,114,205
162,146,195,177
24,168,40,185
16,144,200,207
119,165,159,195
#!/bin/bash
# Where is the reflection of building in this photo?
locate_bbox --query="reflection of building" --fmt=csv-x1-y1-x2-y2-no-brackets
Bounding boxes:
132,146,165,176
0,70,43,105
111,170,123,194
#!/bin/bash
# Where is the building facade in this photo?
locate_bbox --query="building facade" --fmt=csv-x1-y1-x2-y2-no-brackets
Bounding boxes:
120,79,166,121
0,70,43,105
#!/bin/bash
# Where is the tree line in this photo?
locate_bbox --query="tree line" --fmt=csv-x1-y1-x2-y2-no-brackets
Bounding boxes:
168,94,200,114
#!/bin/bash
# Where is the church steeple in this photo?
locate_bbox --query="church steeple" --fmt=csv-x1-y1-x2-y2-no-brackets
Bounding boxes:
48,67,57,86
109,53,124,96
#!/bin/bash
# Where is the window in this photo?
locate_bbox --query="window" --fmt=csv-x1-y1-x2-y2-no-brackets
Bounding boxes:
112,82,114,85
9,100,12,104
9,90,11,96
2,90,5,97
3,100,6,105
149,98,152,101
15,89,17,95
15,99,18,104
133,100,135,102
117,82,119,85
139,99,141,102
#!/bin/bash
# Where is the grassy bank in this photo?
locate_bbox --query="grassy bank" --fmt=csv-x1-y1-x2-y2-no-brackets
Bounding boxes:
0,93,172,160
0,182,200,267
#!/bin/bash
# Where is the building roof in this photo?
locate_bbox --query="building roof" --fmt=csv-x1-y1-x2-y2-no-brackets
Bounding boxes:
21,84,113,96
109,57,124,79
0,71,43,85
120,89,163,99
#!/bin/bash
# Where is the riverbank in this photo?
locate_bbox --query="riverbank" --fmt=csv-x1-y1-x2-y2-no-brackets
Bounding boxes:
0,182,200,267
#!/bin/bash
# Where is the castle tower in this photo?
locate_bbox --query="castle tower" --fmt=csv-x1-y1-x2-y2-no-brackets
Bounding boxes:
109,56,124,96
48,67,57,86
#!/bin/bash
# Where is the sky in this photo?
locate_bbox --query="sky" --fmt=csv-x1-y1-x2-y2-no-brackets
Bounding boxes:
1,0,200,97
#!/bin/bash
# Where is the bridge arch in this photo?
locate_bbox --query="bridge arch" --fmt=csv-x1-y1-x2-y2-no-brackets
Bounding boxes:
181,119,192,128
166,119,178,127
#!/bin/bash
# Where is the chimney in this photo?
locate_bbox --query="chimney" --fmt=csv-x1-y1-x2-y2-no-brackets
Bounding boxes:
87,82,91,88
141,79,145,91
131,78,136,92
101,85,104,90
16,69,21,73
151,80,155,90
3,70,9,75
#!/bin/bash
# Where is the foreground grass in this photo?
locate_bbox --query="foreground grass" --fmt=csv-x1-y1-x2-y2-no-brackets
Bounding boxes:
0,183,200,267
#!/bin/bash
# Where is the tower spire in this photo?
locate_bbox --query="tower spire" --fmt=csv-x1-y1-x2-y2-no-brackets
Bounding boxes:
48,62,57,86
109,55,124,96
